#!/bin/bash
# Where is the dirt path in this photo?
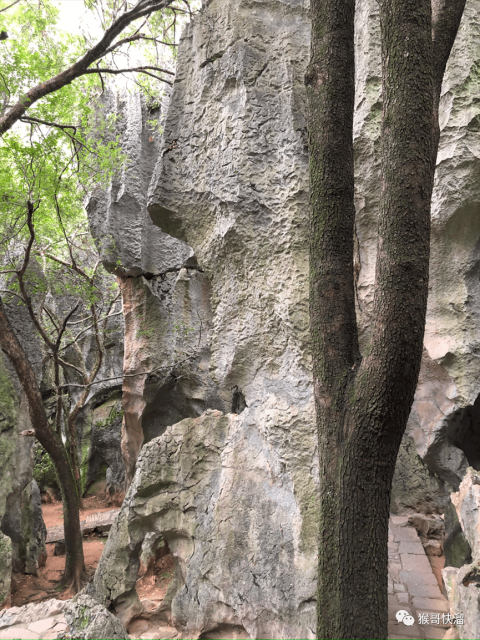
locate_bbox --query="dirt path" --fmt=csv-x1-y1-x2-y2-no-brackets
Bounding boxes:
10,496,114,608
9,494,177,624
41,495,114,529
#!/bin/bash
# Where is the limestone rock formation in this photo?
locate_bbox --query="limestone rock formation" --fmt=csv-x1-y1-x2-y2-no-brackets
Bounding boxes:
86,411,317,639
87,92,194,278
87,2,318,636
0,598,68,630
63,594,129,640
87,92,222,488
0,532,11,608
84,0,480,635
0,298,47,583
443,468,480,640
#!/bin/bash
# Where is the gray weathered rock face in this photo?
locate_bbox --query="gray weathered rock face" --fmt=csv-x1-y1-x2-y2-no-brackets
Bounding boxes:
0,532,12,607
87,411,317,639
64,594,129,640
0,598,68,629
86,0,480,635
87,92,194,278
0,298,47,582
89,3,316,637
443,468,480,640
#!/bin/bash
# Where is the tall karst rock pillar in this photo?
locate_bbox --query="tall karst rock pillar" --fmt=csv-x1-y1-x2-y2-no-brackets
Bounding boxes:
88,1,318,638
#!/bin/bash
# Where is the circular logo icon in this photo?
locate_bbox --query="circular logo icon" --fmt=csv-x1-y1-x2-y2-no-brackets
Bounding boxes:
396,610,409,623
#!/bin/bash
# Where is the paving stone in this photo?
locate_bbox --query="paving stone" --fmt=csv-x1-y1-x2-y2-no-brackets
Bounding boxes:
412,597,449,612
389,594,401,606
399,569,439,589
28,618,55,634
0,626,40,639
399,541,425,555
423,625,450,639
389,621,423,639
394,582,406,592
397,592,409,604
401,553,433,573
52,621,67,632
391,516,410,526
390,563,403,581
401,580,444,599
392,526,420,542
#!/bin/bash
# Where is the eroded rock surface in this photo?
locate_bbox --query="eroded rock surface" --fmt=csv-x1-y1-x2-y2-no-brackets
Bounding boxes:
0,297,47,585
64,594,129,640
84,0,480,635
443,468,480,640
86,411,316,639
0,533,11,608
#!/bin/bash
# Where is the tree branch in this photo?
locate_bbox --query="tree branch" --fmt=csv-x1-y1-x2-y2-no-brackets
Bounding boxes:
432,0,467,105
16,202,56,351
0,0,22,14
83,66,174,84
0,0,177,135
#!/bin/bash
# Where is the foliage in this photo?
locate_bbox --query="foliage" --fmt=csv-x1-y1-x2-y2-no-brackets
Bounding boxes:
33,442,59,493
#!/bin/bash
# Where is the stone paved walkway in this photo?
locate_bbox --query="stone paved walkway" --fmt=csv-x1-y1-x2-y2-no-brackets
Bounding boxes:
0,600,68,640
388,516,451,640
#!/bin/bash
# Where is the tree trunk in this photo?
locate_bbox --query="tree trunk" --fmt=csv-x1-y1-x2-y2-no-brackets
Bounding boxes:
0,297,86,591
306,0,464,637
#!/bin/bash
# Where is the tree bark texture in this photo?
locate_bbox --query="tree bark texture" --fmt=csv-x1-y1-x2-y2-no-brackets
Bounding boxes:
0,297,86,590
306,0,465,637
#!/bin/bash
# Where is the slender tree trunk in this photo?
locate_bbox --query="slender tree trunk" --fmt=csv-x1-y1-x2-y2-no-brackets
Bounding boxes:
0,297,86,591
306,0,465,637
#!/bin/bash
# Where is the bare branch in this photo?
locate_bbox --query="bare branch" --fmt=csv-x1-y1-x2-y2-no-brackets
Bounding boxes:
56,303,81,350
0,289,26,304
16,202,56,351
58,357,85,378
0,0,22,13
19,115,77,133
83,65,174,84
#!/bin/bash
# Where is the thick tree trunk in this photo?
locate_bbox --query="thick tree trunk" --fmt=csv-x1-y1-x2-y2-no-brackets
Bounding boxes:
306,0,464,637
0,297,86,591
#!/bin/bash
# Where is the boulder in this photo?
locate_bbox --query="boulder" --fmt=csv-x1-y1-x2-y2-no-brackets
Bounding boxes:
63,594,129,640
86,411,317,639
450,468,480,558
